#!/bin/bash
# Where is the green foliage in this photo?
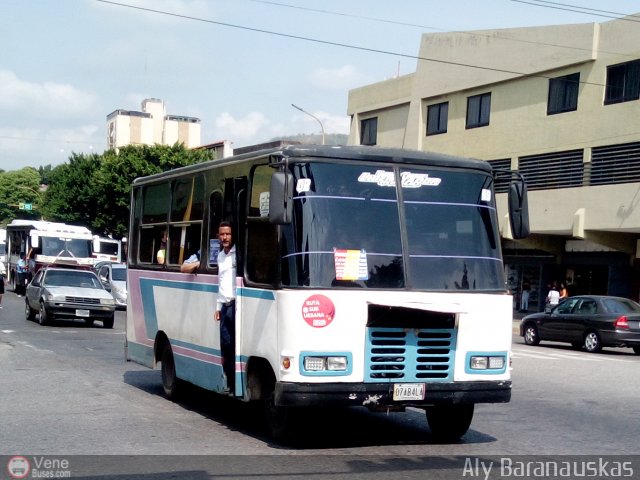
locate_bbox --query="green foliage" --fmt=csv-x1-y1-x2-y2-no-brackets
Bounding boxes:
40,144,212,238
40,153,102,230
0,168,42,224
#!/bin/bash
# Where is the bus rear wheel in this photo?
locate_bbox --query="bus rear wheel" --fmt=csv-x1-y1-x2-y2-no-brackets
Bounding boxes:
161,344,182,400
425,404,474,442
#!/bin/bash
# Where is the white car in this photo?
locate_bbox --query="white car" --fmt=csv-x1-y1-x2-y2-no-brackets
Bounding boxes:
25,267,116,328
97,263,127,310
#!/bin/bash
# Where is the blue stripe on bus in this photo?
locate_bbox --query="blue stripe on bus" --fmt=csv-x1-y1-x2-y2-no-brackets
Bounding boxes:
238,287,275,300
127,341,154,368
139,278,218,337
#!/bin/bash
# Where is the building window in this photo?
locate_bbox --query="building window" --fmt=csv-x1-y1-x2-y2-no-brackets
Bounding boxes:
605,60,640,105
426,102,449,135
548,73,580,115
466,93,491,129
360,117,378,145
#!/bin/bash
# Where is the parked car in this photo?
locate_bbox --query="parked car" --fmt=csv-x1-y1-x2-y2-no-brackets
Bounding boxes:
25,267,116,328
97,262,127,310
92,260,116,273
520,295,640,354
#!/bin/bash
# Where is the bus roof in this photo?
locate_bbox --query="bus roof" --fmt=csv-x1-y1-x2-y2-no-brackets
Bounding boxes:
132,145,492,186
7,219,92,235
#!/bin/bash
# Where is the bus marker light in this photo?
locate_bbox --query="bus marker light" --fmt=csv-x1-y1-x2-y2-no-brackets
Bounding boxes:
282,357,291,370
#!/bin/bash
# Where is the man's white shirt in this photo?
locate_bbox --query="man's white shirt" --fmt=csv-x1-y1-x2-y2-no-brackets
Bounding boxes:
217,245,236,311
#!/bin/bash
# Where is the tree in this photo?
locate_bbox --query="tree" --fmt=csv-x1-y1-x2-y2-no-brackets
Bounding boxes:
90,144,212,238
0,168,42,224
40,153,102,230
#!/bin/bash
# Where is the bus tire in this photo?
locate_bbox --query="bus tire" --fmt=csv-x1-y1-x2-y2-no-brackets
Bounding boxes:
161,343,182,400
425,404,474,442
264,390,297,443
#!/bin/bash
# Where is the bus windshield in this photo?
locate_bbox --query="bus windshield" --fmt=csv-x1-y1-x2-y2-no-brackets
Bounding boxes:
41,237,92,258
281,161,504,291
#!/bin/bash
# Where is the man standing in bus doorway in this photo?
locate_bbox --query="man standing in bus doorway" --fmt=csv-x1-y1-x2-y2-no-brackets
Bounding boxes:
0,260,5,308
215,221,236,393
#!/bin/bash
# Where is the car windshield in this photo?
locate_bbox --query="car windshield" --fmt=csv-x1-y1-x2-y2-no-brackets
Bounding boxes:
112,267,127,282
44,270,102,289
280,161,503,290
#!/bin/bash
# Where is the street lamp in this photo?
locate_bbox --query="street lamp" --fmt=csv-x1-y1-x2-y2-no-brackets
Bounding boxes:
291,104,325,145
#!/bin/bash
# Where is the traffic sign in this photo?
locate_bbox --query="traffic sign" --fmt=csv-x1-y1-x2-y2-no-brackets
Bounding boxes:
19,203,33,211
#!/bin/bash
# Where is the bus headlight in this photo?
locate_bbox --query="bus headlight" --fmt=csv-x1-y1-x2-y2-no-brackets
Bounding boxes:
327,356,348,371
303,355,348,372
303,356,326,371
470,355,505,370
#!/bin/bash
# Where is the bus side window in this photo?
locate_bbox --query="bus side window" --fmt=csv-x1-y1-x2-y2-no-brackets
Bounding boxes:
208,191,223,269
139,227,167,264
246,165,278,285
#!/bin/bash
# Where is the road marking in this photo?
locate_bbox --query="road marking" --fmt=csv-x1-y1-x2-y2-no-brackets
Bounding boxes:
1,330,14,333
512,347,637,362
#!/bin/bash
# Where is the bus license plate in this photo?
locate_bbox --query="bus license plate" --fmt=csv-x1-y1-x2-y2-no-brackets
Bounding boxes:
393,383,425,401
75,309,90,317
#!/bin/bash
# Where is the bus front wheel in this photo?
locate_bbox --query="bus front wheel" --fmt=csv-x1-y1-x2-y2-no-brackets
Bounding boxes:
263,390,300,443
425,404,474,442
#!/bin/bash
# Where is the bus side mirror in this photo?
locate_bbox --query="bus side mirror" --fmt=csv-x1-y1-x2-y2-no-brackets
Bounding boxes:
508,180,530,239
269,172,294,225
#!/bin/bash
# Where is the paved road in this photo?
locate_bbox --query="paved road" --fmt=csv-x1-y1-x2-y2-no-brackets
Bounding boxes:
1,291,639,477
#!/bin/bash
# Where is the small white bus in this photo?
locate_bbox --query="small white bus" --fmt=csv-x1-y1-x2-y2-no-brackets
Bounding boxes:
125,145,529,441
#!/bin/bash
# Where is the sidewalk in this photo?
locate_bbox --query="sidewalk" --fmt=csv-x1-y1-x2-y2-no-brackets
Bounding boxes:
511,309,528,334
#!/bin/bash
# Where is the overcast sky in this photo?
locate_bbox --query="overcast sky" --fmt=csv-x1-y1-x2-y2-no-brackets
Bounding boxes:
1,0,639,171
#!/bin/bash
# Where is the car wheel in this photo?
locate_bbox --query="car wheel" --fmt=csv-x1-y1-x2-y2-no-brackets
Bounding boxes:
584,331,602,353
426,404,474,442
38,302,50,326
632,346,640,355
25,300,36,321
523,323,540,346
161,343,182,400
102,315,114,329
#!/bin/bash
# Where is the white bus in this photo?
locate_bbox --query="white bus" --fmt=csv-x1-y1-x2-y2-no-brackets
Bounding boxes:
92,236,123,263
125,145,529,441
6,220,95,291
0,228,6,265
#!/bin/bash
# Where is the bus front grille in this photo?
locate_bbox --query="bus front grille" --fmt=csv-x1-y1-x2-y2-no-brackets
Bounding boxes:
365,328,456,382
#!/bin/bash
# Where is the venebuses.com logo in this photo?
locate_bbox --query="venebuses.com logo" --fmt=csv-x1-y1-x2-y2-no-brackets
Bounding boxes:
6,455,71,479
7,456,30,479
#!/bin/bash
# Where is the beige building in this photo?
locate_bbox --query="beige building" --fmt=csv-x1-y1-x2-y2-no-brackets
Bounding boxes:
106,98,201,150
348,14,640,308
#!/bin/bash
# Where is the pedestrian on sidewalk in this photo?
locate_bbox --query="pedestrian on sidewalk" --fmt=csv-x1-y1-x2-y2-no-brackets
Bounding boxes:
545,281,560,312
520,279,530,313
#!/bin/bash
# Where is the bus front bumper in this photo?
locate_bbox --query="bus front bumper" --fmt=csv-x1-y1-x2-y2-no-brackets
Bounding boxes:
275,380,511,408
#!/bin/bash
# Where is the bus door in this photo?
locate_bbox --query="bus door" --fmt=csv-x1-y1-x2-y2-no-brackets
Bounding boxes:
219,176,247,395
